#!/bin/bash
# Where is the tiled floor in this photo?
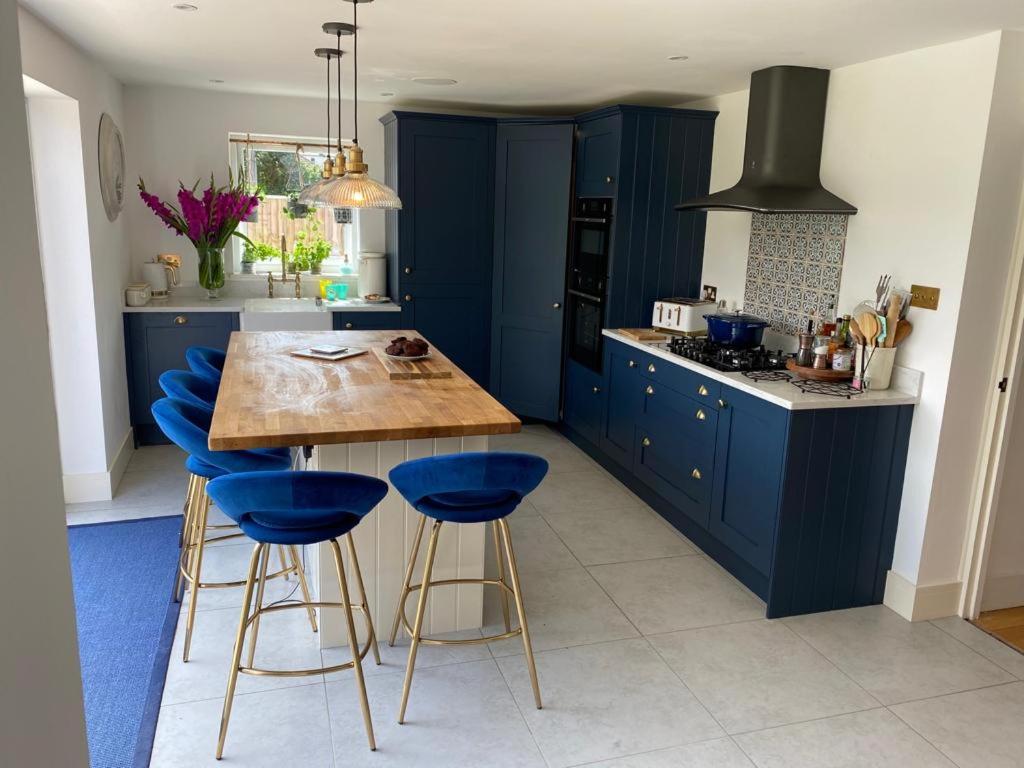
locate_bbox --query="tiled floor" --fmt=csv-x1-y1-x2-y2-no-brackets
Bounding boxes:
73,426,1024,767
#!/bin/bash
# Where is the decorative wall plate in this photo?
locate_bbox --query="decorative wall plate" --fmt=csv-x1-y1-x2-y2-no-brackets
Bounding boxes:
98,113,125,221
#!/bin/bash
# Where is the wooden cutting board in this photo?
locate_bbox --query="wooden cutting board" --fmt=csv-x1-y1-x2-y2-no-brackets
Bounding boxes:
372,347,452,380
619,328,668,341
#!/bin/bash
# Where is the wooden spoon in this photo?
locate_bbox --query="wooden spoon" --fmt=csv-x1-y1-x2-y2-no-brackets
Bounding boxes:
893,320,913,346
858,312,879,348
849,316,866,346
885,294,901,347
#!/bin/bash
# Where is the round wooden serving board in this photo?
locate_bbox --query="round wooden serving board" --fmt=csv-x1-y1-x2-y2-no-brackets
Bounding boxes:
785,358,854,381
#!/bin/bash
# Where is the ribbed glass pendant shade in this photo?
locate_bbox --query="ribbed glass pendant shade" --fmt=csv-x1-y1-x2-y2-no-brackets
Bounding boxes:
298,176,330,204
315,171,402,210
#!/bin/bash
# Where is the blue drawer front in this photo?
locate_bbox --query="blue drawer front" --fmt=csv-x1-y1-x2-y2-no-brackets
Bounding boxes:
332,311,404,331
640,380,718,457
641,356,722,408
635,418,712,526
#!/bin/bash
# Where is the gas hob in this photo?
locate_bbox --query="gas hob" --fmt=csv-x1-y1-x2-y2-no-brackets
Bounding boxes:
663,336,792,373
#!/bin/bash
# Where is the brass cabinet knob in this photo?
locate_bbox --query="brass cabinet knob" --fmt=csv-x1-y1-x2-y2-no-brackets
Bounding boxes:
718,398,727,408
404,294,413,302
628,360,636,368
645,384,654,395
173,315,188,325
695,409,706,421
553,302,561,309
697,384,709,396
647,363,656,373
345,322,353,329
691,468,702,480
403,266,412,274
605,175,614,183
592,386,601,394
642,436,651,447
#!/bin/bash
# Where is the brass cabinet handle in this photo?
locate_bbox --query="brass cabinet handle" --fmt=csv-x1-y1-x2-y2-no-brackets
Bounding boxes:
628,360,636,368
344,322,353,329
697,384,709,396
605,175,614,183
553,302,561,309
404,294,413,302
173,315,188,325
647,363,656,373
696,409,706,421
403,266,412,274
642,436,651,447
645,385,654,396
592,386,601,394
691,468,702,480
718,398,727,408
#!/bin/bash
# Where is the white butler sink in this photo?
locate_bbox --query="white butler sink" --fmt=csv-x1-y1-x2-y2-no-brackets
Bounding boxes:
240,297,332,332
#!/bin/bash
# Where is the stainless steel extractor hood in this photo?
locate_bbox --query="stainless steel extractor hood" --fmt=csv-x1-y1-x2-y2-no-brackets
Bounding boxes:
676,65,857,215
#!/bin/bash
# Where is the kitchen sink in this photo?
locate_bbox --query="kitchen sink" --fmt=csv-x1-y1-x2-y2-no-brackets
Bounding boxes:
239,297,332,331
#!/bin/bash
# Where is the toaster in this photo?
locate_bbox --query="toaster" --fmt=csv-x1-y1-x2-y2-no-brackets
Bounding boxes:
652,298,716,335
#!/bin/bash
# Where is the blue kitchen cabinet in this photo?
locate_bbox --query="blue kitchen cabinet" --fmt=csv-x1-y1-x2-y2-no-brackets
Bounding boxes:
562,359,604,446
489,120,574,420
398,284,491,385
574,113,621,197
599,342,645,468
124,311,239,446
331,311,403,331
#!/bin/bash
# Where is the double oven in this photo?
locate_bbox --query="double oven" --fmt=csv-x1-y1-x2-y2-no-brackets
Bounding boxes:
566,197,612,370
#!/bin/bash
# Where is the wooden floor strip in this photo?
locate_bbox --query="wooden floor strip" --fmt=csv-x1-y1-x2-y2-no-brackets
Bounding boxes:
973,607,1024,654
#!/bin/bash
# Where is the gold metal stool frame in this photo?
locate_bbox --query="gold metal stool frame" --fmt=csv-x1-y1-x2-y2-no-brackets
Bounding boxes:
175,474,317,661
217,535,379,760
388,516,542,723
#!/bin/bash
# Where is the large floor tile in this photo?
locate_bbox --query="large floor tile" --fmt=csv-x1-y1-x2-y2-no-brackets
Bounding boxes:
485,564,639,657
542,504,696,565
585,738,755,767
126,444,187,473
890,681,1024,768
497,638,723,767
650,620,878,734
785,605,1014,704
490,429,599,474
325,659,545,767
528,469,639,515
321,628,491,679
151,683,334,767
162,604,324,705
589,556,763,634
506,515,580,574
931,616,1024,679
734,708,955,768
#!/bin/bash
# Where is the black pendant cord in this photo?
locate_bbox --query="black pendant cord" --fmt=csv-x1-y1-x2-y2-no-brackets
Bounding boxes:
325,50,331,159
336,32,343,153
352,0,359,146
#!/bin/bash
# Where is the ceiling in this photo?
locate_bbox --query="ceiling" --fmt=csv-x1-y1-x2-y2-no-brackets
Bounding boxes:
20,0,1024,112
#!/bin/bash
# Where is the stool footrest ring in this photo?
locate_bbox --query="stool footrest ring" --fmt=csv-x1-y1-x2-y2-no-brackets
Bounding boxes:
399,577,522,645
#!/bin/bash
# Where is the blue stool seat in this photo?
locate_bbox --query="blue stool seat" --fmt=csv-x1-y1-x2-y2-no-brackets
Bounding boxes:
389,452,548,523
207,470,389,545
159,369,219,409
185,345,227,382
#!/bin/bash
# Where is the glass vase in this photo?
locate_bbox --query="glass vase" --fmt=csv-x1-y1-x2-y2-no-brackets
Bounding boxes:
197,244,225,299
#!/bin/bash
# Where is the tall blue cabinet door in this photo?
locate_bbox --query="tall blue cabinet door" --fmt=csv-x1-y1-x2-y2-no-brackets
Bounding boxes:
599,341,643,469
489,121,573,420
574,114,621,198
400,285,490,386
396,117,496,285
709,386,789,575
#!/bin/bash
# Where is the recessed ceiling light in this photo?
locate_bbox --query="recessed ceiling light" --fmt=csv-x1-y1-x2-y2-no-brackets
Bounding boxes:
412,77,458,86
667,55,689,61
172,3,198,10
209,78,224,84
380,91,395,97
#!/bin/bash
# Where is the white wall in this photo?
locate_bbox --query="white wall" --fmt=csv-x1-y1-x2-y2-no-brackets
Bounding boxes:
687,32,1024,607
18,6,134,481
0,0,89,762
26,92,110,490
123,85,395,284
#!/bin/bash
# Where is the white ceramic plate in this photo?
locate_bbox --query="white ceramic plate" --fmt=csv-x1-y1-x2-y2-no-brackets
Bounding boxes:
384,351,432,362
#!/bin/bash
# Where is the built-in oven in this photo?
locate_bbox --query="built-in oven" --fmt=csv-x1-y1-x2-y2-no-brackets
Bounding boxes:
566,197,613,370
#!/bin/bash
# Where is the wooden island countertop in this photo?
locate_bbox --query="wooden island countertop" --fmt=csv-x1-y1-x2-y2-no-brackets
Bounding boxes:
208,330,520,450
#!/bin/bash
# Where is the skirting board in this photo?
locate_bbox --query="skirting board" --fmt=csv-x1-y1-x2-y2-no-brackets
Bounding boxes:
883,569,962,621
981,573,1024,612
62,428,134,504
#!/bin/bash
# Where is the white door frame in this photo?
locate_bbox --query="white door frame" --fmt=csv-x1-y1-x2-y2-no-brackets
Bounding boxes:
959,183,1024,619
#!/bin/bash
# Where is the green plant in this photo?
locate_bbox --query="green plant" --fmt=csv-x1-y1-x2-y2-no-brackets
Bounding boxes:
282,192,311,220
293,218,332,271
242,240,282,263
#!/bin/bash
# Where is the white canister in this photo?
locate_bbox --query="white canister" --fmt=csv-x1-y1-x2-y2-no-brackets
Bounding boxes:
142,262,173,297
853,345,897,390
357,252,387,298
125,282,151,307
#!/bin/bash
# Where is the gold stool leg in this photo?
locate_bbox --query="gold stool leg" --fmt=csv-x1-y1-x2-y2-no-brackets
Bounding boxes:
278,546,290,580
398,520,443,724
388,514,426,647
493,522,512,633
183,477,211,662
245,544,271,669
346,533,380,665
499,518,542,709
288,545,318,633
172,473,197,603
330,539,377,751
215,543,264,760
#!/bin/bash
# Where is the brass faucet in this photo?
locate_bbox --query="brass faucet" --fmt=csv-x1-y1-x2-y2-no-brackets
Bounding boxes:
265,235,302,298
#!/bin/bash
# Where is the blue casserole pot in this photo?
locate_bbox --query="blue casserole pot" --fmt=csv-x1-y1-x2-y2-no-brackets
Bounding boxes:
703,312,769,347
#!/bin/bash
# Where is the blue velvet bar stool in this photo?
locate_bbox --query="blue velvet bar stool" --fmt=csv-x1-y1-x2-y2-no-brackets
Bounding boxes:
206,470,388,759
151,398,311,662
185,345,227,383
387,451,548,723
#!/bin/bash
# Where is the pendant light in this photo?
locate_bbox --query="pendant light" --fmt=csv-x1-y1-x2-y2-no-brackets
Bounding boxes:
316,0,402,210
299,23,351,204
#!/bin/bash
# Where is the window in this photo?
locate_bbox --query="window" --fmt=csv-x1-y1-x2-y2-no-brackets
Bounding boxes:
229,134,360,276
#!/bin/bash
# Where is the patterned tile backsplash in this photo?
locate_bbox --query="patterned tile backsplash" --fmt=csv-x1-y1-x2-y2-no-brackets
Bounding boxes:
743,213,849,336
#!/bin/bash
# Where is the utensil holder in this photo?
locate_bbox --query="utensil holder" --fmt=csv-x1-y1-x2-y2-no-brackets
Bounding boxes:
854,345,896,390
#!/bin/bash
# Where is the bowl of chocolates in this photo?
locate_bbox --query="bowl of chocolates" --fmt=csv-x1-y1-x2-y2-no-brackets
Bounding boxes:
384,336,431,361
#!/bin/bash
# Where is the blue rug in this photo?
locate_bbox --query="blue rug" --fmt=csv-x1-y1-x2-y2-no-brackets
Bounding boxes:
68,515,182,768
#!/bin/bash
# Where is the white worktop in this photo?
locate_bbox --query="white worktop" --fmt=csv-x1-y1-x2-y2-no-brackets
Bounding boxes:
123,292,401,313
603,329,921,411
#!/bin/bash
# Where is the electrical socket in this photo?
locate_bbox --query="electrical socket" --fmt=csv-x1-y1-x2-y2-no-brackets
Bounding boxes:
702,284,718,302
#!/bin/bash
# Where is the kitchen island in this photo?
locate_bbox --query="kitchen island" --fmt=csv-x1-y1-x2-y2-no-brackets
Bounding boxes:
209,330,520,646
